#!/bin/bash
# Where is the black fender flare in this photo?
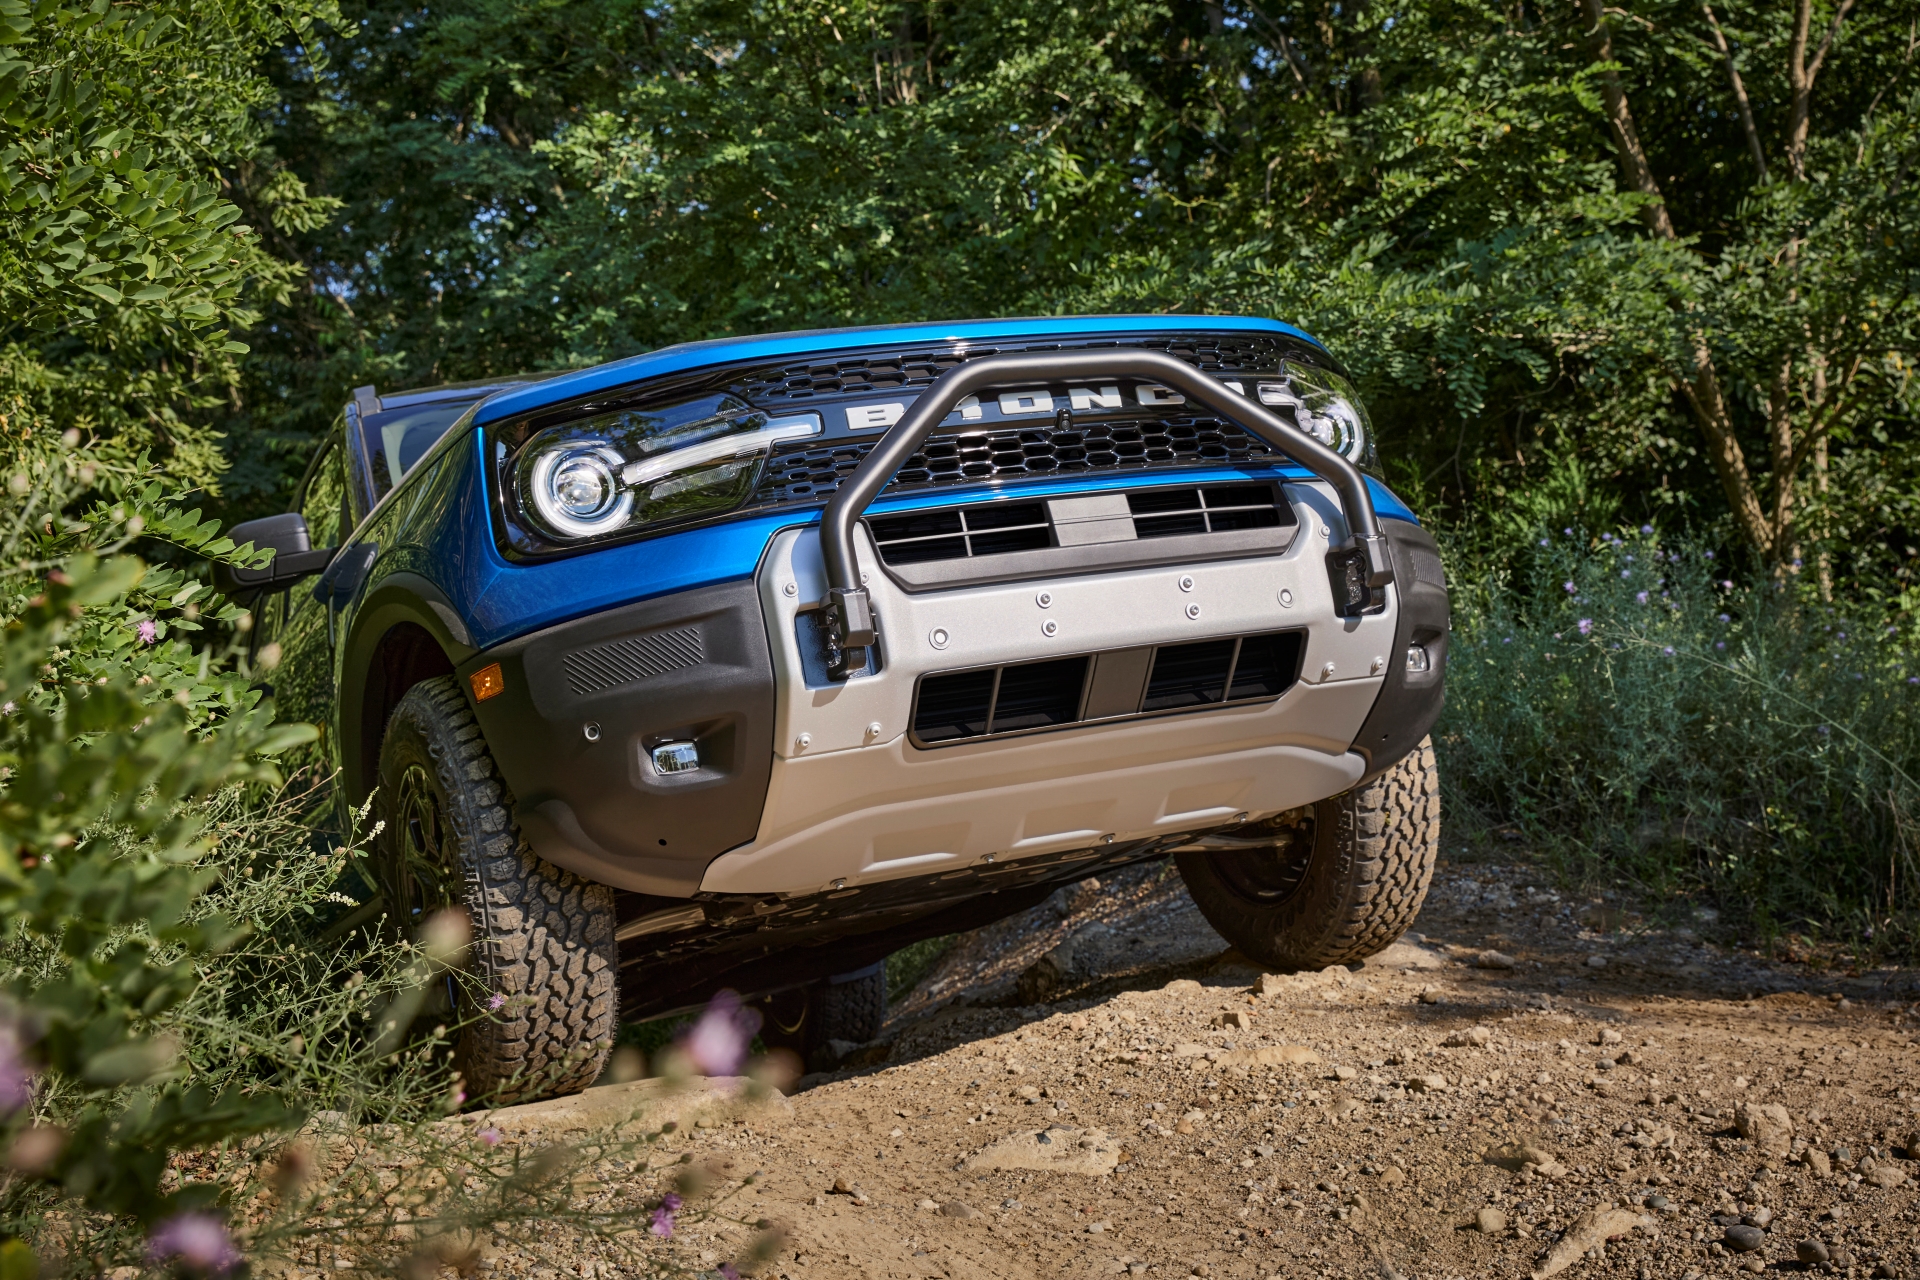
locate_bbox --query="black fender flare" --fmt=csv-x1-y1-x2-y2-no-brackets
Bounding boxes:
337,571,479,806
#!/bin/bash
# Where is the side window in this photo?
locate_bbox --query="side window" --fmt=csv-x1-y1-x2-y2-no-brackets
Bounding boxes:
300,431,349,550
268,424,349,740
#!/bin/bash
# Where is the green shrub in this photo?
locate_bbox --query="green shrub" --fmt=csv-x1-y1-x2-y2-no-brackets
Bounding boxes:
1439,523,1920,956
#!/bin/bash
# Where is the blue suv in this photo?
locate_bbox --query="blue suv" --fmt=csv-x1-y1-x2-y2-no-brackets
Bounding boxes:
222,316,1449,1102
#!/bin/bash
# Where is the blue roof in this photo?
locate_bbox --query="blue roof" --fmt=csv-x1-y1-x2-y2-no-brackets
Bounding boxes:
470,315,1324,428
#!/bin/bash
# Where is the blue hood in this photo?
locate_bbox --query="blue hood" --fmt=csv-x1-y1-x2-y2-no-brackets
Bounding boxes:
469,315,1325,428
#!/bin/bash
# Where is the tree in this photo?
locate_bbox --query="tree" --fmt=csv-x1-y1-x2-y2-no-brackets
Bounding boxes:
234,0,1920,587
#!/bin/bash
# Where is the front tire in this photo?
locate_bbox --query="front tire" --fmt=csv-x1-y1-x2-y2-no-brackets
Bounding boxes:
373,676,618,1103
1175,737,1440,970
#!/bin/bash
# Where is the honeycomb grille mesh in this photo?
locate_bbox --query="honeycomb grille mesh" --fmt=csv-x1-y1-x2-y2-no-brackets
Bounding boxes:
752,417,1280,506
731,334,1293,403
564,626,704,696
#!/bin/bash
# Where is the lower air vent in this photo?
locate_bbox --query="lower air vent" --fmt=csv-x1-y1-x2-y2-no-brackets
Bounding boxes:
911,630,1304,747
1128,484,1289,539
870,502,1051,565
869,482,1293,570
564,626,703,695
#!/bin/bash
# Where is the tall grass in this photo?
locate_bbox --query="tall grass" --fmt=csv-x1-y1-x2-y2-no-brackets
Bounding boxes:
1438,523,1920,957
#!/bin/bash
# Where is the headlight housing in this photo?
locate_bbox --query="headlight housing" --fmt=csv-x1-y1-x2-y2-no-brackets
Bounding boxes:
506,393,821,547
1256,363,1375,468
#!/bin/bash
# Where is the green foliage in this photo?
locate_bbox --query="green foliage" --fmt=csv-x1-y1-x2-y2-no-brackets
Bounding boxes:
1440,519,1920,954
0,442,318,1238
233,0,1920,568
0,0,347,1237
0,0,342,490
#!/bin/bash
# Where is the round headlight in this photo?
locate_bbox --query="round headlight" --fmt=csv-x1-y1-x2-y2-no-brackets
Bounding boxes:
1302,398,1362,457
1266,364,1371,464
527,444,633,539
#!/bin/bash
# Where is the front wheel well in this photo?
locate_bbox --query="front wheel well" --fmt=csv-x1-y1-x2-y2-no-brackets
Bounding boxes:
359,620,456,798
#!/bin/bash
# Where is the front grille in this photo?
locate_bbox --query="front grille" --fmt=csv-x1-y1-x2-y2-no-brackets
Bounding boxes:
911,630,1305,746
753,415,1282,507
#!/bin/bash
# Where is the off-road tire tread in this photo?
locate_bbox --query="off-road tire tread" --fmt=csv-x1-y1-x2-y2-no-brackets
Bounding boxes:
380,676,617,1103
1176,736,1440,971
811,970,887,1048
1316,736,1441,964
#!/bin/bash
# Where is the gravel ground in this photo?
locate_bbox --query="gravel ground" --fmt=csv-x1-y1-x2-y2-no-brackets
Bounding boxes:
413,858,1920,1280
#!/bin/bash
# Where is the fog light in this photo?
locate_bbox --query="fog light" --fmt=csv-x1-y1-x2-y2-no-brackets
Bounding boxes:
650,741,700,774
1406,643,1431,673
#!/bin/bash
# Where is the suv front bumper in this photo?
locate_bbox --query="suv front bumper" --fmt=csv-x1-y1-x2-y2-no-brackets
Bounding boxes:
461,481,1446,900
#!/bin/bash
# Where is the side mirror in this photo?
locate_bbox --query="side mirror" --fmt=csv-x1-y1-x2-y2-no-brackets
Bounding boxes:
213,514,335,596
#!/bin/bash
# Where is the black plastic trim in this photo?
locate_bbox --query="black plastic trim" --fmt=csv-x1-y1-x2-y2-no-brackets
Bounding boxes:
1352,518,1450,779
458,580,777,897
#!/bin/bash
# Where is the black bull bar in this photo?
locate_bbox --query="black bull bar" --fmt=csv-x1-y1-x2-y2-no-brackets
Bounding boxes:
816,349,1394,677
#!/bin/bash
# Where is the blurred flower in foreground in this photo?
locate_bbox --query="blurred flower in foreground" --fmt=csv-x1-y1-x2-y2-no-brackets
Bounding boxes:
0,1017,31,1113
684,991,762,1077
477,1127,502,1147
651,1192,683,1237
149,1213,240,1275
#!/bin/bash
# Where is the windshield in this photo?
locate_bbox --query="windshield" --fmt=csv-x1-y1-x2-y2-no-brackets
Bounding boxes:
361,400,478,500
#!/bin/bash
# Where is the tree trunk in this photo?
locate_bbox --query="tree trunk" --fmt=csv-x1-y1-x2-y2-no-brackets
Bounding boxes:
1579,0,1674,238
1578,0,1776,554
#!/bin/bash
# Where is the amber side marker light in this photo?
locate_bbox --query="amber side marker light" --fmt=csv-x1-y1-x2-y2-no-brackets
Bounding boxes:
469,663,506,702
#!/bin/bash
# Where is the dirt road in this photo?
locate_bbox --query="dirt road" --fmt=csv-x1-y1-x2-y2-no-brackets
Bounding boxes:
470,859,1920,1280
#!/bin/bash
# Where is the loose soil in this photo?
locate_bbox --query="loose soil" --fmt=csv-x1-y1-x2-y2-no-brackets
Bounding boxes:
360,860,1920,1280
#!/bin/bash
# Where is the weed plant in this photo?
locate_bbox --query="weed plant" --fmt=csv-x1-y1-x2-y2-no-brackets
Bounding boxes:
1439,523,1920,959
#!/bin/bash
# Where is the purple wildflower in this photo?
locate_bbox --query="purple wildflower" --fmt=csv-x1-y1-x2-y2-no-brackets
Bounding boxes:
487,993,507,1011
1720,580,1734,590
651,1192,684,1238
1563,527,1573,536
1577,619,1593,637
1563,581,1576,594
1538,538,1549,547
721,1265,741,1280
0,1019,30,1113
683,991,762,1077
148,1214,240,1275
477,1127,502,1147
1620,569,1631,579
1635,592,1649,605
1718,614,1730,623
136,618,157,645
1704,550,1715,559
1640,524,1653,535
1716,642,1727,651
1662,646,1675,656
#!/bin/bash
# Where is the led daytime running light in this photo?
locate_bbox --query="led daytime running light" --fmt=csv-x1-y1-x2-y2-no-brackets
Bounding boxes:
620,417,822,488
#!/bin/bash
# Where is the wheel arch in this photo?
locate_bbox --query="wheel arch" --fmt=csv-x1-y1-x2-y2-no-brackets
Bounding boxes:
339,573,480,805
